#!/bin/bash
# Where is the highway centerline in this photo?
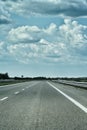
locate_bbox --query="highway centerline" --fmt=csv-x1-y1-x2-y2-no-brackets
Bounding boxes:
47,82,87,113
0,97,8,101
0,82,40,103
14,91,20,95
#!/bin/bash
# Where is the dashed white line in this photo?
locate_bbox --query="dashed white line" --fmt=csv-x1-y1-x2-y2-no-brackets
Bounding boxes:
0,82,39,102
14,91,20,95
0,97,8,101
47,82,87,113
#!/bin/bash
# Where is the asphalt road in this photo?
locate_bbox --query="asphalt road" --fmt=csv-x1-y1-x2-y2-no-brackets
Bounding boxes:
0,81,87,130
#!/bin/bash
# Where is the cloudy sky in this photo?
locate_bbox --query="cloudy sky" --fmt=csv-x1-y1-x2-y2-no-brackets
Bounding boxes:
0,0,87,77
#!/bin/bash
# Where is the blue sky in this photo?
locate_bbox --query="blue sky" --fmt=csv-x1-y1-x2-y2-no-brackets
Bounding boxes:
0,0,87,77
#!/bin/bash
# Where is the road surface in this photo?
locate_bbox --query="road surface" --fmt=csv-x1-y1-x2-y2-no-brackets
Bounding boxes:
0,81,87,130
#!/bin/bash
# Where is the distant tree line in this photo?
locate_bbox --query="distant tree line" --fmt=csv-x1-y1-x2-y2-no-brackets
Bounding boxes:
0,72,87,82
14,76,87,81
0,73,9,79
14,76,52,80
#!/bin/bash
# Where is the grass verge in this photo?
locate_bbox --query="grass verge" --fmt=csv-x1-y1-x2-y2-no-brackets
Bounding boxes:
0,80,29,86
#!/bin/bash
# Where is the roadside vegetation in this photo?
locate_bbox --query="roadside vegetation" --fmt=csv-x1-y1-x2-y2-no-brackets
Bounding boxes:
0,73,30,86
0,80,27,86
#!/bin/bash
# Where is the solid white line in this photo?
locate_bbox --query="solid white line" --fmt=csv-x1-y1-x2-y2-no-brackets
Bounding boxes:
14,91,20,95
47,82,87,113
0,97,8,101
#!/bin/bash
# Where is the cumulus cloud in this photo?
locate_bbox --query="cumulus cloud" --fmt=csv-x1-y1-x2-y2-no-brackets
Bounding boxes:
59,19,87,47
7,41,67,64
8,26,41,43
1,0,87,17
0,41,7,57
6,19,87,64
58,19,87,61
0,41,16,63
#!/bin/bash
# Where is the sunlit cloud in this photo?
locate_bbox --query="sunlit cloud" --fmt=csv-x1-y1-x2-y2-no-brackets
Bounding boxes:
6,19,87,64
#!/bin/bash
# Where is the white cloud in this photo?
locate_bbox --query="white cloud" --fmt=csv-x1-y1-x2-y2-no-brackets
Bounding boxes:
44,23,57,35
8,25,41,43
59,19,87,48
0,41,7,58
0,41,4,51
7,42,66,64
6,19,87,64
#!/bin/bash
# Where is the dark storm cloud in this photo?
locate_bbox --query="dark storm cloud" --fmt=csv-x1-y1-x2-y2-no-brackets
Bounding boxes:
1,0,87,17
26,0,87,17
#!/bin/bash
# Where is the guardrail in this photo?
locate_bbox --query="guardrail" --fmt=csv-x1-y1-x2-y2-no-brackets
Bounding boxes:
53,80,87,90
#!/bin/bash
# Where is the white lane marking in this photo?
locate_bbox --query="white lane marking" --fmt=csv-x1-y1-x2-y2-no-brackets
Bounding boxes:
47,82,87,113
22,89,25,91
0,97,8,101
14,91,20,95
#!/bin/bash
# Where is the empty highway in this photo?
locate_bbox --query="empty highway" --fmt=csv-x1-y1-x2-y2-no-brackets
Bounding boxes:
0,81,87,130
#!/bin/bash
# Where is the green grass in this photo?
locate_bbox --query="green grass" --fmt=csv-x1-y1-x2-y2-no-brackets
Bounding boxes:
0,80,29,86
